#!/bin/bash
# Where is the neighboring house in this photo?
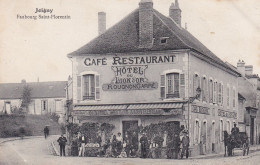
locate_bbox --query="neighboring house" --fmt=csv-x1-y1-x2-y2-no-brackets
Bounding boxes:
236,60,260,145
0,81,67,123
68,0,240,156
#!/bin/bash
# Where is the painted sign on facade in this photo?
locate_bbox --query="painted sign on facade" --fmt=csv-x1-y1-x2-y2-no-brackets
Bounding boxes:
191,105,210,115
218,109,237,119
102,65,158,91
73,108,183,116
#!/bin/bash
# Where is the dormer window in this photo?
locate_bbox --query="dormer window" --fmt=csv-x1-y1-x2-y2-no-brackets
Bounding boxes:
160,37,169,44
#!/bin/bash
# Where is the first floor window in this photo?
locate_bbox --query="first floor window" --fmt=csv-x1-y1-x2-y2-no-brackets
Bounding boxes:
166,73,179,98
83,74,95,100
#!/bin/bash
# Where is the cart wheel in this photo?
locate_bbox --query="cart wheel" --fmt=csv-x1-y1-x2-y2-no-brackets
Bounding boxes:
242,143,246,156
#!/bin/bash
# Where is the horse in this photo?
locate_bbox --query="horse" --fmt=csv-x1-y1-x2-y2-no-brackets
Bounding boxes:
223,131,236,157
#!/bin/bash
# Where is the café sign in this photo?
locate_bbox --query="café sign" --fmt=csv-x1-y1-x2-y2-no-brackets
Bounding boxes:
218,109,237,119
102,65,158,91
191,105,210,115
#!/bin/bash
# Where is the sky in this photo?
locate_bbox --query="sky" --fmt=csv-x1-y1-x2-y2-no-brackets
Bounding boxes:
0,0,260,83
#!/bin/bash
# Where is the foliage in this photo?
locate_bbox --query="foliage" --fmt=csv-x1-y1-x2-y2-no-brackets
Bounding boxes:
66,122,115,143
0,114,62,138
21,85,32,113
48,113,60,123
11,106,24,114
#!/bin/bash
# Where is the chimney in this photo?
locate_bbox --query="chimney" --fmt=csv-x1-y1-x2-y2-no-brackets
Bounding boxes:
98,12,106,35
169,0,182,26
139,0,154,49
245,65,253,76
237,60,245,76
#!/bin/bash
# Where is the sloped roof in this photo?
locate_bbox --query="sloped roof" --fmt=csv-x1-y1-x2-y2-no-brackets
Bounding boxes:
0,81,67,99
68,8,240,75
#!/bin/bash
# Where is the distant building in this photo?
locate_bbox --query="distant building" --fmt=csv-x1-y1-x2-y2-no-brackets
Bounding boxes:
68,0,241,156
237,60,260,145
0,80,68,123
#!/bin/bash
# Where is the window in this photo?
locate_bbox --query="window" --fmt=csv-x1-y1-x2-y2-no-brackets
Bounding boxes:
41,100,47,111
220,120,224,141
160,37,168,44
78,73,100,101
232,88,236,108
227,86,230,107
194,120,200,144
209,80,213,103
213,81,218,104
83,74,95,100
161,72,184,99
201,77,207,102
218,83,223,105
226,121,230,133
166,73,179,98
193,74,200,100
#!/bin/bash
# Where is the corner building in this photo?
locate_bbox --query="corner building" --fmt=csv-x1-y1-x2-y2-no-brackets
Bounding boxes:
68,0,240,156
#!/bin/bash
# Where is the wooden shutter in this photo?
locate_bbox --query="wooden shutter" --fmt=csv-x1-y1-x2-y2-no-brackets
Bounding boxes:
221,84,224,105
160,75,165,99
180,74,185,98
95,75,100,100
77,76,81,101
205,78,208,102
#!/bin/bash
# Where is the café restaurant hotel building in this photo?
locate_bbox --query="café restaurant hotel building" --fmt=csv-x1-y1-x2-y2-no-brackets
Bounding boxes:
68,0,240,156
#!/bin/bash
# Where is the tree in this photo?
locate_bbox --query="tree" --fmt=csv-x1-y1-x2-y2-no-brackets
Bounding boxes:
21,85,32,114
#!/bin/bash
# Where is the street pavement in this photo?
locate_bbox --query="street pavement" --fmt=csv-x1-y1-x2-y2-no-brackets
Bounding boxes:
0,136,260,165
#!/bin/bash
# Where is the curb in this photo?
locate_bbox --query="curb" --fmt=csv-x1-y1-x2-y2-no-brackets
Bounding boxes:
0,136,43,144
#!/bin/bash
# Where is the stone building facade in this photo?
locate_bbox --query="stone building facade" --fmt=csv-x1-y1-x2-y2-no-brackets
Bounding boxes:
68,0,240,156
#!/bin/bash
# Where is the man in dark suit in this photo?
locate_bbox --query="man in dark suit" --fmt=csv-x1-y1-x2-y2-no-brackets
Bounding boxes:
57,134,67,156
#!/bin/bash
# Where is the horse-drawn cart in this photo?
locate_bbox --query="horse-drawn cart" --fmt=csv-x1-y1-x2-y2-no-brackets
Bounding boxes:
224,131,249,156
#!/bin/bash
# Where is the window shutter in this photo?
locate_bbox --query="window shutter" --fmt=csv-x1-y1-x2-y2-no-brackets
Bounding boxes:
221,84,224,105
160,75,165,99
77,76,81,101
205,78,208,102
95,75,100,100
180,74,185,98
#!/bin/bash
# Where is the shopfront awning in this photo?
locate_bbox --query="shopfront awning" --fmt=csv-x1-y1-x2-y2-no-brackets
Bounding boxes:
73,102,184,117
127,103,183,109
74,104,128,111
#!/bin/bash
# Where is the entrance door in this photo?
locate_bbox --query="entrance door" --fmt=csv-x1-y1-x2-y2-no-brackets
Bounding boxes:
122,120,138,142
5,102,11,114
166,121,180,144
250,117,255,145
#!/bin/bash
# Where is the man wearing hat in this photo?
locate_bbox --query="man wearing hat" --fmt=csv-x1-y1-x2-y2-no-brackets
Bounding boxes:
57,134,67,156
180,130,190,159
231,123,239,137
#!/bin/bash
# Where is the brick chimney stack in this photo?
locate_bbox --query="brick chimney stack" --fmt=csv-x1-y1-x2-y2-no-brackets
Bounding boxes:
98,12,106,35
169,0,182,26
237,60,245,76
139,0,154,49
